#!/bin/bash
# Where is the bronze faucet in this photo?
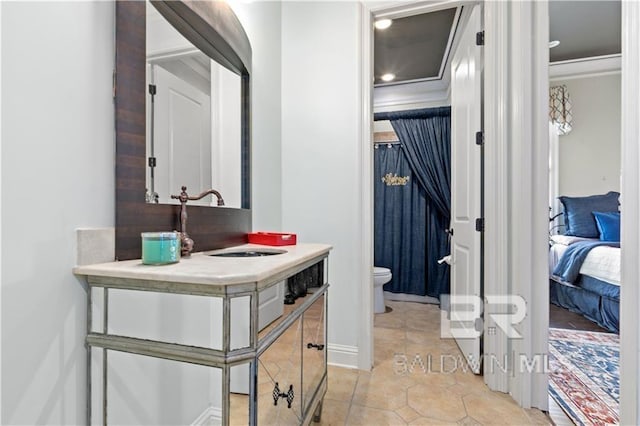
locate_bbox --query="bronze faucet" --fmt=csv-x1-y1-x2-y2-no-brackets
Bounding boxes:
170,186,225,257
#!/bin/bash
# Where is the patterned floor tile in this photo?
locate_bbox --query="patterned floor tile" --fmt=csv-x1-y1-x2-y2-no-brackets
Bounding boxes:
319,301,552,426
407,384,467,422
325,366,359,402
346,404,408,425
462,392,532,425
316,398,350,426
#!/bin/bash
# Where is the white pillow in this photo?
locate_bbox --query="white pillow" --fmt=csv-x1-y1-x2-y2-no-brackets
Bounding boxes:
550,235,597,246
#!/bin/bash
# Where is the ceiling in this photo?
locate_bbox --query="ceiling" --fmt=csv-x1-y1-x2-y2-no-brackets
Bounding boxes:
373,1,620,88
549,0,621,62
374,7,459,86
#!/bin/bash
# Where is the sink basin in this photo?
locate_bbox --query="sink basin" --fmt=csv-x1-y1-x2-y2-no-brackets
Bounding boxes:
209,248,287,258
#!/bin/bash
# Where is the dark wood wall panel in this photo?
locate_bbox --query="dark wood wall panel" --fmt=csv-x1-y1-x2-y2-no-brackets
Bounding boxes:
115,1,251,261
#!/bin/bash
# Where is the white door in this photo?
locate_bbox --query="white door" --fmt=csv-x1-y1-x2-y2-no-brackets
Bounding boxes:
151,65,212,204
450,5,483,374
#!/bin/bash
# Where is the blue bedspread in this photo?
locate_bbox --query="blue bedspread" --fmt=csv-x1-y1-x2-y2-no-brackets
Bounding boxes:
552,240,620,284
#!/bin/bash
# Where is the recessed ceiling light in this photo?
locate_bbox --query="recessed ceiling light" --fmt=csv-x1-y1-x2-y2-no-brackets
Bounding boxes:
381,73,395,82
549,40,560,48
374,19,392,30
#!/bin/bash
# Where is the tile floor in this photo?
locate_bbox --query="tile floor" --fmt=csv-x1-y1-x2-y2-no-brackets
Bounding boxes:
316,300,553,425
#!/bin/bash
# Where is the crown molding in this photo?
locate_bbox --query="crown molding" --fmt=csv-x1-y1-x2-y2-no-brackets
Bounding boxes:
550,54,621,81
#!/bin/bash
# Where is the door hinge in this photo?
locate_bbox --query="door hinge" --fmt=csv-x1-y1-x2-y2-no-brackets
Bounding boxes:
476,31,485,46
148,84,157,96
475,218,485,232
112,69,117,98
148,157,156,168
475,131,484,146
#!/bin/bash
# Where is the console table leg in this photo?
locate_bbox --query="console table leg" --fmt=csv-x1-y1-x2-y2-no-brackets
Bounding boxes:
313,399,323,423
87,289,92,426
103,289,109,425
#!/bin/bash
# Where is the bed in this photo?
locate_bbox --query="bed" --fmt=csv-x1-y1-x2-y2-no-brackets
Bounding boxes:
549,237,620,332
548,192,621,333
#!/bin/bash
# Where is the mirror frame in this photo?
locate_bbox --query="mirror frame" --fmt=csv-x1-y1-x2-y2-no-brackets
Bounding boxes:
115,1,252,260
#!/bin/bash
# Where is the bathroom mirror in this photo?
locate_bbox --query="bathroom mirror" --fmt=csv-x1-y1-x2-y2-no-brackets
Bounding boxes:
115,1,252,260
146,3,242,208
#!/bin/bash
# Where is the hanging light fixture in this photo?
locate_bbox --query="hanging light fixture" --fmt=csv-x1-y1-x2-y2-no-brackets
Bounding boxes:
549,85,573,135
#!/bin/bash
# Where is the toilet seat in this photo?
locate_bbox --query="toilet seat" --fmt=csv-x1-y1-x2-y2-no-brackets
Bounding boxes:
374,267,391,276
374,267,392,285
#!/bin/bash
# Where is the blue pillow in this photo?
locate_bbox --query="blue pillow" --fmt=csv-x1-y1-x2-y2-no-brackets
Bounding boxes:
559,191,620,238
593,211,621,242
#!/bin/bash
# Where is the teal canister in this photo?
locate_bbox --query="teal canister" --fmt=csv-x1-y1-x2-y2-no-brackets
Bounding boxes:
141,232,181,265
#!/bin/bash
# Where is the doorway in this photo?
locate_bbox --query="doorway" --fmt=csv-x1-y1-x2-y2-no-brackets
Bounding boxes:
546,2,622,423
368,0,484,374
361,1,640,421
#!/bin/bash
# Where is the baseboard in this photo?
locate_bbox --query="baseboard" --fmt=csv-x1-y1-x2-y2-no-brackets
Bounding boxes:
191,406,221,426
384,291,439,305
327,343,359,369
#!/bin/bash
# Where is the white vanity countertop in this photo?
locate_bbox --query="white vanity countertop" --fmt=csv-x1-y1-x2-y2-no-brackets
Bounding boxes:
73,243,331,287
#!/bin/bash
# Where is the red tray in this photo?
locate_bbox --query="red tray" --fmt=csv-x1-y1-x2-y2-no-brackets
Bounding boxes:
248,232,297,246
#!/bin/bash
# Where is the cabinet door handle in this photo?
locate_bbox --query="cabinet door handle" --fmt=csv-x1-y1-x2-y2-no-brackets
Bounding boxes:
273,382,295,408
307,342,325,350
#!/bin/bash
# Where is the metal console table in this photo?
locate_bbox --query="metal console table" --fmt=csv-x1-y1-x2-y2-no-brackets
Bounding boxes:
75,245,330,425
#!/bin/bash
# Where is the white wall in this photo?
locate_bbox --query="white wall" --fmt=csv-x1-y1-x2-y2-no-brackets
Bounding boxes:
555,74,621,197
1,2,115,424
1,2,284,424
230,1,283,231
146,4,192,54
281,1,362,364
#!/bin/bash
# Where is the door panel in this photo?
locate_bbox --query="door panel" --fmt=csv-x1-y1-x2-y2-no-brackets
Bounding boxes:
151,65,212,204
450,4,482,374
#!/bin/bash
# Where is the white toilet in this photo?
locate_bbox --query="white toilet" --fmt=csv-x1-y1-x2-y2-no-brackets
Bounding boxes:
374,267,392,314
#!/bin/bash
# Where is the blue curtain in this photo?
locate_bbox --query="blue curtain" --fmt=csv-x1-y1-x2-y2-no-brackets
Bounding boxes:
374,144,428,295
374,107,452,298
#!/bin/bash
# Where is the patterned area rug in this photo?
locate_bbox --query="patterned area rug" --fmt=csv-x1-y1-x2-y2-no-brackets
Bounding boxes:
548,328,619,425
